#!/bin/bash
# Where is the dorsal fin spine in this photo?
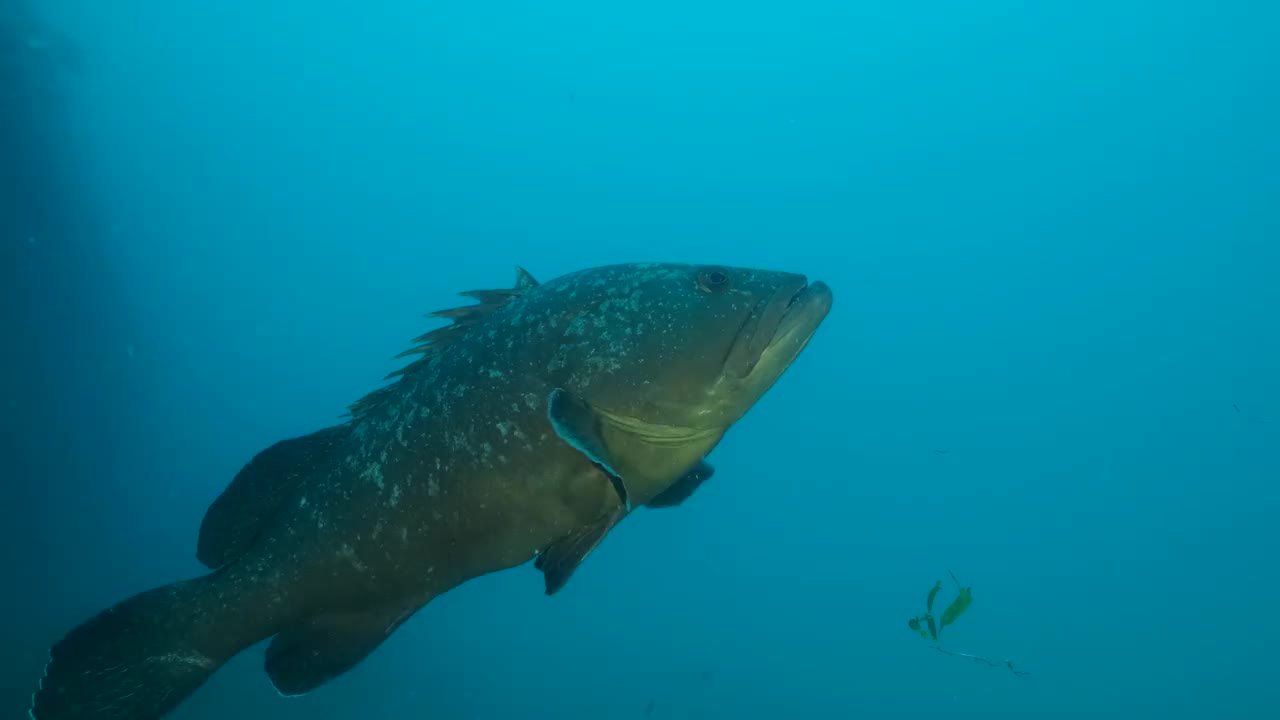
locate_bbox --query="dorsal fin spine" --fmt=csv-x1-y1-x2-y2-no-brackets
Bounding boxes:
345,267,534,420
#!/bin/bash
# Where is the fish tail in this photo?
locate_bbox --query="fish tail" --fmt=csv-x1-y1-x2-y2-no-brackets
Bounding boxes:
30,569,276,719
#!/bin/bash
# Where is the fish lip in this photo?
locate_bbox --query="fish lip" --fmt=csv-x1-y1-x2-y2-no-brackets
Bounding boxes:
756,279,832,365
761,274,811,334
726,275,824,379
785,280,833,320
767,277,829,343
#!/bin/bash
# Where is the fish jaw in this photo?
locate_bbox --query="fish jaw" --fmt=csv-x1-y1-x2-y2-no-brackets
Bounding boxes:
711,278,832,423
762,280,833,368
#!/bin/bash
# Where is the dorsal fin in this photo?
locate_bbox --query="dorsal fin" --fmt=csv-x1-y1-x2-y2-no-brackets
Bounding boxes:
515,266,539,289
344,268,535,421
198,424,349,568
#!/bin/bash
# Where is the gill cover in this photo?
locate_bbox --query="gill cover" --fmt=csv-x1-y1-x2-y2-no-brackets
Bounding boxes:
546,388,724,510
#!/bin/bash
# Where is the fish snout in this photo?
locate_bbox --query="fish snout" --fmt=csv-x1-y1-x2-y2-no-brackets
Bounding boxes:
803,280,833,315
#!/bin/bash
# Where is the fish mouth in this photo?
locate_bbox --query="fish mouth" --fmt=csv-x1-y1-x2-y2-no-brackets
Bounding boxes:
726,276,833,379
774,280,833,343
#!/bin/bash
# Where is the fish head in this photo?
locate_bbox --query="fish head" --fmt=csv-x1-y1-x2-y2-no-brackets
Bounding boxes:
553,262,833,432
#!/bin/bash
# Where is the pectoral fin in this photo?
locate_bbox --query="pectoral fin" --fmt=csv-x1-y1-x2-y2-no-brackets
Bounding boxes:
535,506,626,595
646,460,715,508
547,388,631,508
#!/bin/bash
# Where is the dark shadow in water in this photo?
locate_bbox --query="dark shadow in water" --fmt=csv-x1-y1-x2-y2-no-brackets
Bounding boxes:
2,1,141,713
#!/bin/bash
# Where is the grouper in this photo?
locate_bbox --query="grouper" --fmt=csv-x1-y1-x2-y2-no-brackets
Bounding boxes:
30,262,832,719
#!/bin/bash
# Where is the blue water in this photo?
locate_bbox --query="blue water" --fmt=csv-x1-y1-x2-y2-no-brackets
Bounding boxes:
5,0,1278,717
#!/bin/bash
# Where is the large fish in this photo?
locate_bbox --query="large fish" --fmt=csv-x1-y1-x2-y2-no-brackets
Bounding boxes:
30,262,832,719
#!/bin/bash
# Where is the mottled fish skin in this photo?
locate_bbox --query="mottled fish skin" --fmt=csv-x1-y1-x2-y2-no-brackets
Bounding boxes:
257,264,829,606
28,262,832,719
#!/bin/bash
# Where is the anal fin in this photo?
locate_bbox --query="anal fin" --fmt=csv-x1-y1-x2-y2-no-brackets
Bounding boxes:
265,604,422,697
535,507,625,595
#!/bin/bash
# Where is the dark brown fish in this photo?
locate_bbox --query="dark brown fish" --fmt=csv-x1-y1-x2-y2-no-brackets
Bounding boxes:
30,262,832,719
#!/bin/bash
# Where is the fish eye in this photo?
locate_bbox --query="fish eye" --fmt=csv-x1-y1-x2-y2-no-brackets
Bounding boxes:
697,268,731,292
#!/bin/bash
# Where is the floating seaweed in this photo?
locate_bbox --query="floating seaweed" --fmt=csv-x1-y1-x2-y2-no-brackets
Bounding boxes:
906,571,1027,678
938,581,971,635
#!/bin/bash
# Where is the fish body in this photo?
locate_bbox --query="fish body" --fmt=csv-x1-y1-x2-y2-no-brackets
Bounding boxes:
31,262,832,719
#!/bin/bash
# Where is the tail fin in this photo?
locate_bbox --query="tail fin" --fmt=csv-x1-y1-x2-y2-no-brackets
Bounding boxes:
30,572,267,720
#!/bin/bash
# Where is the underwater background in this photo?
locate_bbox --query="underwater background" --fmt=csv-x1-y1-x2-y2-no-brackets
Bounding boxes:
4,0,1278,717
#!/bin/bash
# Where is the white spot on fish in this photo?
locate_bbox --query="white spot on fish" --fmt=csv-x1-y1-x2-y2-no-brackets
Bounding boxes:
150,651,215,670
360,463,386,490
337,544,367,572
